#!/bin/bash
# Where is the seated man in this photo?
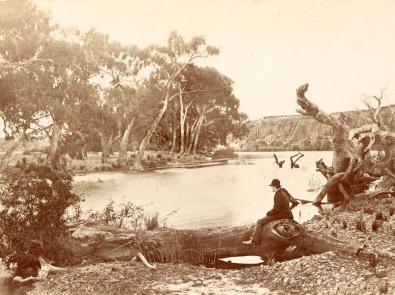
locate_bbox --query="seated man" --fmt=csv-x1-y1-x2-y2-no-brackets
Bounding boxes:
243,178,298,245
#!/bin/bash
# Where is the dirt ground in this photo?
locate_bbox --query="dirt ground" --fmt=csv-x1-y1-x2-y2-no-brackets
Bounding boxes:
27,195,395,295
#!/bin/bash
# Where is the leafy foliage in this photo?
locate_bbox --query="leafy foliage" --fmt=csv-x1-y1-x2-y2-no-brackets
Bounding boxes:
1,2,249,169
87,200,145,233
144,212,160,231
211,147,238,159
0,164,81,266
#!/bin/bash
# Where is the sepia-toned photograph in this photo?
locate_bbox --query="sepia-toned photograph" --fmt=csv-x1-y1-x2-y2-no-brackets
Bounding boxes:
0,0,394,294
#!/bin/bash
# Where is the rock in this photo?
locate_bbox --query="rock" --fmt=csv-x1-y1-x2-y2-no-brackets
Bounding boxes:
374,270,388,278
330,228,337,237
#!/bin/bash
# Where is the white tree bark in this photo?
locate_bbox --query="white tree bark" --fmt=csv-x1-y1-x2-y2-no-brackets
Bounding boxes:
46,120,62,165
118,118,135,163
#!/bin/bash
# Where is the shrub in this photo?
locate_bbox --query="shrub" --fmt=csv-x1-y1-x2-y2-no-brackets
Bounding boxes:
372,220,382,232
211,147,237,159
0,164,81,267
356,219,367,232
375,211,387,221
145,212,160,231
363,207,374,215
88,200,145,233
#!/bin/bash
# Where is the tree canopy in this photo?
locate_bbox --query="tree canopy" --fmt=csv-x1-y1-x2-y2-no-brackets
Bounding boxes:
0,1,248,170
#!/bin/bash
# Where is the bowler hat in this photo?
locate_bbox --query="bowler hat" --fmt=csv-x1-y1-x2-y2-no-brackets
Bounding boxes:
269,179,280,188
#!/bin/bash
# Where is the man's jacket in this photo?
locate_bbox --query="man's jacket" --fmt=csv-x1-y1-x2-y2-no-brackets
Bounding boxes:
266,188,294,219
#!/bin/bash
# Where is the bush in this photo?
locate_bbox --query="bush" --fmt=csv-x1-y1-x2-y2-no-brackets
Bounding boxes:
141,156,168,169
87,200,145,233
145,212,160,231
211,147,237,159
0,164,81,268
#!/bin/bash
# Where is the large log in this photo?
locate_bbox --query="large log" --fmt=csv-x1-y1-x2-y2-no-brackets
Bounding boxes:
66,219,395,267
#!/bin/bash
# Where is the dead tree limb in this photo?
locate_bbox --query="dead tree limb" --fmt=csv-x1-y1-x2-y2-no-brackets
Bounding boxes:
290,152,304,169
315,159,334,179
296,83,395,204
273,154,285,168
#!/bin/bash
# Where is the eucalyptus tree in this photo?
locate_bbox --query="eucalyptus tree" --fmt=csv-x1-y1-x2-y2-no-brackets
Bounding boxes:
0,0,53,169
178,65,248,155
29,36,100,165
132,31,219,170
82,30,148,163
0,1,107,166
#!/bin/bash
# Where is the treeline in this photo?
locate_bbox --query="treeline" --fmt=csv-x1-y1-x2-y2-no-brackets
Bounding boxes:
0,1,248,171
244,137,333,152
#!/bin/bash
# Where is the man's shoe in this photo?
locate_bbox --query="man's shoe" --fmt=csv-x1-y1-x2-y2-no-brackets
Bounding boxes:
285,245,297,252
242,239,256,245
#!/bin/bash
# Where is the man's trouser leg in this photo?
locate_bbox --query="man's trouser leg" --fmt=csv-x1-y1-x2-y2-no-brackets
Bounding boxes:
251,215,277,243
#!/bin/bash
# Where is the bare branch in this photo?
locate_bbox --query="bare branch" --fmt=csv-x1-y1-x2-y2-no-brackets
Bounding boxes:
2,47,53,71
168,89,204,102
313,172,346,204
273,154,285,168
371,88,387,129
296,84,349,131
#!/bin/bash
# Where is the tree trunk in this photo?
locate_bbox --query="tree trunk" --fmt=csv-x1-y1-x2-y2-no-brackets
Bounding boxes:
73,131,88,160
180,114,186,154
170,120,177,153
46,121,62,165
192,116,203,155
297,84,395,205
67,219,395,266
179,94,192,154
98,132,121,163
0,133,26,170
1,125,52,170
187,117,200,155
185,122,191,155
133,99,168,171
101,134,112,161
118,118,135,163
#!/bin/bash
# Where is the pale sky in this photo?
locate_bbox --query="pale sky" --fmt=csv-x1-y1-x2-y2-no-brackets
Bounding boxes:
33,0,395,119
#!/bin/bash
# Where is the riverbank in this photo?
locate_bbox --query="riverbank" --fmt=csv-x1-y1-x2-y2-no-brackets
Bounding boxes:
3,150,236,176
27,194,395,295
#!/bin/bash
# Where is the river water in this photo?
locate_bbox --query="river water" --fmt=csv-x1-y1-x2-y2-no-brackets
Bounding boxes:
74,151,333,228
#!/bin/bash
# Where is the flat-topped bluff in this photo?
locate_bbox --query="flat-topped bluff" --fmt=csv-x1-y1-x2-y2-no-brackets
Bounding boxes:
244,105,395,151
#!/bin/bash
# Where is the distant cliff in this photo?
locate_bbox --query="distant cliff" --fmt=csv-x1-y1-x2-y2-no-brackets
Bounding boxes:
243,105,395,151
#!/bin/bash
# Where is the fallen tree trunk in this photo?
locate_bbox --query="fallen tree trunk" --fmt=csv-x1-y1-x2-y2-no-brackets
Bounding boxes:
66,219,395,267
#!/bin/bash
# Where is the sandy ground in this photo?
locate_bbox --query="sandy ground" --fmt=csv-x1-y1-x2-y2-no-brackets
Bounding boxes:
26,194,395,295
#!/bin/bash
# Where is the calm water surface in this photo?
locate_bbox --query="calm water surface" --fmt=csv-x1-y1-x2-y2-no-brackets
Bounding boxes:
74,151,333,229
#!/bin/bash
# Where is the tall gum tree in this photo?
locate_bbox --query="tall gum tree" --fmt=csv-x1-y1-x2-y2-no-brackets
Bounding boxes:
179,66,247,155
1,2,101,167
83,30,148,164
132,32,219,170
32,37,99,165
0,0,53,169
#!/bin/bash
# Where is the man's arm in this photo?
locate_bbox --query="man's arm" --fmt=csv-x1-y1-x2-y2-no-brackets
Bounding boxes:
283,188,299,208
